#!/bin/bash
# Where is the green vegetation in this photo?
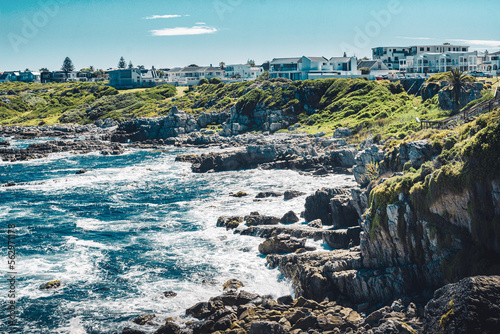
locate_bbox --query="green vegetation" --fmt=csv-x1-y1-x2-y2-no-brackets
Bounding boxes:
0,82,176,125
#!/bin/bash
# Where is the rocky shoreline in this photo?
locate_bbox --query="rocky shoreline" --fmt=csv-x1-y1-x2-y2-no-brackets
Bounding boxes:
3,109,500,333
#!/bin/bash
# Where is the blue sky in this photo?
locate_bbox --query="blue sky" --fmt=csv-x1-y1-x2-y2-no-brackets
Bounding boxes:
1,0,499,71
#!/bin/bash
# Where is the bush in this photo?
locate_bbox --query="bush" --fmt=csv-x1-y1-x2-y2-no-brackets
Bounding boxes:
199,78,209,85
209,77,222,85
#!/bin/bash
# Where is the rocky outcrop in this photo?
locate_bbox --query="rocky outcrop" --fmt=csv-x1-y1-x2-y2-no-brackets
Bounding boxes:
423,275,500,334
304,187,359,227
284,190,306,200
438,82,484,110
280,211,299,224
0,139,124,161
0,123,110,139
352,145,384,187
111,107,199,142
322,227,361,249
258,234,306,254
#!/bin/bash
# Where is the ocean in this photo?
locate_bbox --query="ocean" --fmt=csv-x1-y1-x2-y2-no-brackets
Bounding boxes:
0,137,356,333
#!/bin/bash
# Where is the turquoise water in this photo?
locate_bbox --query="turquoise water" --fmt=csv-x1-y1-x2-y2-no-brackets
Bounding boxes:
0,138,356,333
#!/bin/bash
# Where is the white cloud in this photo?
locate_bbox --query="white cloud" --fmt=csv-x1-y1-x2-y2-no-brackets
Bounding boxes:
150,26,218,36
195,22,207,25
448,39,500,47
145,14,182,20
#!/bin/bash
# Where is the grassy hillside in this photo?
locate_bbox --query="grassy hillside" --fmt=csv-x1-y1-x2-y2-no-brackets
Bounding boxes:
0,75,494,144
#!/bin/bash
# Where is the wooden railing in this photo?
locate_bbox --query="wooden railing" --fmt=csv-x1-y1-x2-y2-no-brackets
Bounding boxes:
417,92,500,130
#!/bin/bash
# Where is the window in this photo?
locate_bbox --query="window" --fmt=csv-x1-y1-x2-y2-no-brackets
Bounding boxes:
427,47,430,51
420,47,424,51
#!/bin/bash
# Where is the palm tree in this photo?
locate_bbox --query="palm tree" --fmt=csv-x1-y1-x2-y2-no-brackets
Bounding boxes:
444,69,473,115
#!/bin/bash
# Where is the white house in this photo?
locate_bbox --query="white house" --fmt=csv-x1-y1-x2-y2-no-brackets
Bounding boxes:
478,50,500,75
224,64,263,81
166,66,225,86
269,56,357,81
373,44,470,71
357,60,390,76
401,51,478,74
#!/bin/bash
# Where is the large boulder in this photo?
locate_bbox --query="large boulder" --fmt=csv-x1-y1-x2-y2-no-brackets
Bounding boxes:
423,275,500,334
249,321,287,334
280,211,299,224
304,187,359,226
258,234,306,254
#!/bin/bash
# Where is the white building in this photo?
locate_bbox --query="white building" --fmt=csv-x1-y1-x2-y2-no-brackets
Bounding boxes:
401,51,478,74
166,66,225,86
373,44,470,71
269,56,357,80
478,50,500,75
225,64,263,81
357,60,390,76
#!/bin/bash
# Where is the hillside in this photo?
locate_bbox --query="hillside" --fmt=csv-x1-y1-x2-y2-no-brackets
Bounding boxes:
0,74,493,144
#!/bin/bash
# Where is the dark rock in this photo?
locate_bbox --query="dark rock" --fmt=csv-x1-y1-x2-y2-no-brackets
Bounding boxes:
249,321,287,334
280,210,299,224
317,314,344,330
304,187,359,226
284,190,306,200
186,302,212,319
75,169,87,175
277,295,294,305
307,219,323,228
0,140,10,146
191,320,215,334
163,291,177,298
258,234,306,255
154,321,182,334
244,215,280,226
237,290,260,304
213,313,237,331
223,279,244,291
133,314,156,325
230,191,248,197
40,280,61,290
292,315,319,330
216,216,243,229
255,191,283,198
322,227,361,249
423,275,500,334
250,211,260,215
122,328,147,334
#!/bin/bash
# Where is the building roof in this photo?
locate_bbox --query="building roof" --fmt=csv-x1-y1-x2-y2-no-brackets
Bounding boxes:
301,56,328,62
180,66,223,73
329,57,351,62
270,57,301,64
358,60,388,70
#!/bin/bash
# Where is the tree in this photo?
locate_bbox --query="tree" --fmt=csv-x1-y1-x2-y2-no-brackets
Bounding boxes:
343,51,347,57
61,57,74,73
137,65,145,70
118,56,126,69
246,59,255,67
39,67,49,72
90,65,94,72
128,61,134,69
444,69,474,115
24,68,30,72
219,61,225,69
262,61,270,71
188,64,199,67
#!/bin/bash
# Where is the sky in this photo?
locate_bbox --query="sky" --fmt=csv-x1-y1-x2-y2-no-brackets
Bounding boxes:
1,0,499,71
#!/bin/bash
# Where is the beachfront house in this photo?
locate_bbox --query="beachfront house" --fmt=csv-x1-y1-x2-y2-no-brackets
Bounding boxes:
478,50,500,76
401,51,478,74
373,44,470,71
224,64,263,81
0,71,41,83
269,56,357,81
166,65,225,86
108,68,159,89
357,60,390,76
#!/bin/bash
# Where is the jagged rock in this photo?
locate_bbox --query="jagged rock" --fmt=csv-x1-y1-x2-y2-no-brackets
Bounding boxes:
244,215,280,226
258,234,306,254
284,190,306,200
153,321,182,334
307,219,323,228
223,279,244,291
372,319,415,334
216,216,244,229
280,211,299,224
40,280,61,290
231,191,248,197
75,169,87,175
0,140,10,146
352,146,384,186
122,328,147,334
133,314,156,325
438,82,483,110
304,187,359,226
423,275,500,334
398,140,432,169
237,225,324,241
277,295,294,305
255,191,283,198
333,128,352,138
186,302,212,319
249,321,287,334
163,291,177,298
322,227,361,249
317,314,344,330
